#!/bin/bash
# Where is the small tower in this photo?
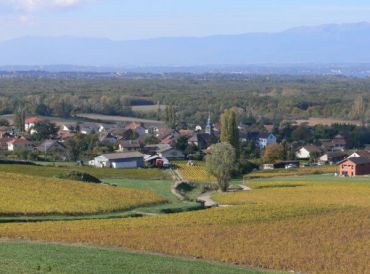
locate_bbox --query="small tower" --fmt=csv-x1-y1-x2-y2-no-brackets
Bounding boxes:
205,112,213,135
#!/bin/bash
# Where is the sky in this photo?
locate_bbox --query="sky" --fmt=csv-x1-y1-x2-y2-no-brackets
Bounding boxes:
0,0,370,41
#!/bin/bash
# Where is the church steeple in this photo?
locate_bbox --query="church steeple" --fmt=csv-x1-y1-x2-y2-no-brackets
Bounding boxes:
205,112,213,135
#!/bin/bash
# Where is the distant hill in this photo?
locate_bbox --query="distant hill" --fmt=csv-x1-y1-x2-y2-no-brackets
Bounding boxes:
1,22,370,67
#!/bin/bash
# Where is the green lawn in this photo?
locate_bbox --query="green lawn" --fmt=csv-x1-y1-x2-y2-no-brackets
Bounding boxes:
0,242,268,274
0,164,168,180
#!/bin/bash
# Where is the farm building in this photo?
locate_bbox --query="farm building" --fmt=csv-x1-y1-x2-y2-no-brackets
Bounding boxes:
90,152,145,169
338,157,370,177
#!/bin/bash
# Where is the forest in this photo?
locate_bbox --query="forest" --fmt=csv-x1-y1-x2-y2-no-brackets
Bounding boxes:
0,73,369,127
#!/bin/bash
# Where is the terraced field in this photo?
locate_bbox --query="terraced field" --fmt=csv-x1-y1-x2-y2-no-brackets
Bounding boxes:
0,173,166,216
1,175,369,273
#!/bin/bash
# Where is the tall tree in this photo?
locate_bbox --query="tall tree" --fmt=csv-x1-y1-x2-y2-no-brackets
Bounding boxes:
351,95,367,125
220,109,240,158
14,107,26,132
165,105,177,128
206,143,236,192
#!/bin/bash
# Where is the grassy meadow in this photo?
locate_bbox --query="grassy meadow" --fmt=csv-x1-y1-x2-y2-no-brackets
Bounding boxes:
0,241,267,274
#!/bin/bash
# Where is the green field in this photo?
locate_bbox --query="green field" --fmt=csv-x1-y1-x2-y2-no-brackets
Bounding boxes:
0,164,168,180
0,241,268,274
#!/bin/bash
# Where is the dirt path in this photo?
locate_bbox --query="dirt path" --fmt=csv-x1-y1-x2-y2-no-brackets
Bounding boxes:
198,185,252,208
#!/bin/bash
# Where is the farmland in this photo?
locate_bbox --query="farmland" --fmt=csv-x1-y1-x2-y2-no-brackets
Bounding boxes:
245,165,338,179
0,164,168,180
174,161,216,183
0,172,166,216
0,175,369,273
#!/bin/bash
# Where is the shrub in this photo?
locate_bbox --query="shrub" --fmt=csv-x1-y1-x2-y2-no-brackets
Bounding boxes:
56,171,102,184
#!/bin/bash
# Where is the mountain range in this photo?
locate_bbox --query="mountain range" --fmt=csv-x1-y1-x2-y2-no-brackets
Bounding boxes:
1,22,370,67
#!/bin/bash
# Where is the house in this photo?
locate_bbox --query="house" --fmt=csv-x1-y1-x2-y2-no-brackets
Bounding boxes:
7,138,33,151
118,140,141,152
296,145,323,160
179,129,194,137
264,124,274,133
25,117,46,133
58,130,77,140
125,123,146,136
347,150,370,159
99,133,118,144
338,157,370,177
0,137,12,150
257,133,277,149
320,135,346,152
79,123,100,135
157,146,185,160
188,133,215,149
89,152,145,169
37,140,66,154
319,151,349,164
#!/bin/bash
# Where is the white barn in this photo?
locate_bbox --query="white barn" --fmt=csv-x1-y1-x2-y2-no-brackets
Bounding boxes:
90,152,145,169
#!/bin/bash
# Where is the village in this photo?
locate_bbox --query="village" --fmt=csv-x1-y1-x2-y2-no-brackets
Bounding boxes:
0,112,369,177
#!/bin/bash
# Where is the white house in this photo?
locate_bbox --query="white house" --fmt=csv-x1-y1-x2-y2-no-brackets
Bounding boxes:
7,138,33,151
347,150,370,159
295,145,322,160
25,117,46,134
258,133,277,149
89,152,145,169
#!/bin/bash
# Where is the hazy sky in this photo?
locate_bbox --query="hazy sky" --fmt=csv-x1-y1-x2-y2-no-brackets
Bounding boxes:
0,0,370,41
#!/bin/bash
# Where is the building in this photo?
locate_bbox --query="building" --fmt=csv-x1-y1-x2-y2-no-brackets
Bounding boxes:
320,135,346,152
319,151,349,164
125,123,146,136
296,145,323,160
205,113,213,135
25,117,46,133
348,150,370,159
7,138,33,151
90,152,145,169
338,157,370,177
157,146,185,160
118,140,141,152
257,133,277,149
37,140,66,154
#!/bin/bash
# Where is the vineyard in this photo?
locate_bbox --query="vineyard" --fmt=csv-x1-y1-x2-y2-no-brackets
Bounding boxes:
174,161,216,183
0,175,369,273
245,165,338,179
0,172,166,216
0,164,167,180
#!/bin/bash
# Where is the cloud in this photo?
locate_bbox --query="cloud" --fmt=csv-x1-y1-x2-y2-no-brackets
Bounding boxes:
5,0,93,12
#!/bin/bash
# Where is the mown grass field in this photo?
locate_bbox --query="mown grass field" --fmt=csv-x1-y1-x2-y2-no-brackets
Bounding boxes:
0,173,166,216
174,161,216,183
1,175,369,273
0,241,267,274
245,165,338,179
0,164,168,180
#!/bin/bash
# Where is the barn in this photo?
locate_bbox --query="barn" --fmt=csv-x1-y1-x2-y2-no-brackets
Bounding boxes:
338,157,370,177
90,152,145,169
